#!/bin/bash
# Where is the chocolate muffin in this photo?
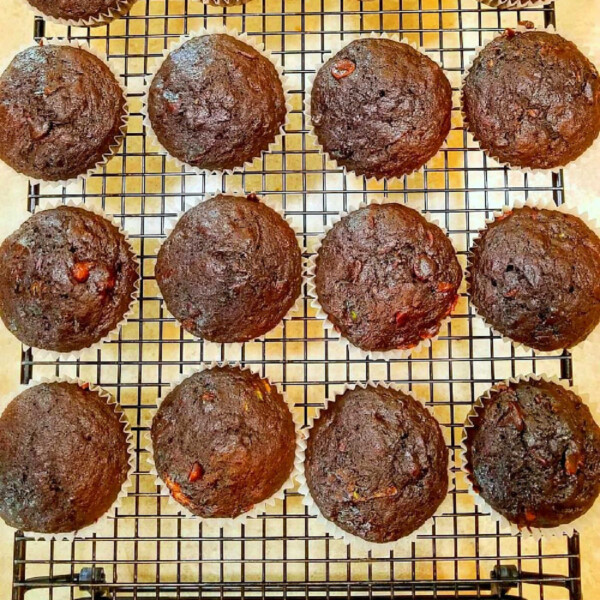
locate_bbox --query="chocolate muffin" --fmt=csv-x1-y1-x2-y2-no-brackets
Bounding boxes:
26,0,131,24
314,203,462,353
151,366,296,518
0,44,126,182
464,379,600,529
0,206,138,353
462,29,600,170
468,206,600,352
147,34,287,172
155,194,302,343
304,386,448,543
310,38,452,179
0,382,130,534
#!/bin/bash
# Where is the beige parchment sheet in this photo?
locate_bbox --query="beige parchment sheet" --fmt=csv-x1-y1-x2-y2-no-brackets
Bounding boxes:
0,0,599,596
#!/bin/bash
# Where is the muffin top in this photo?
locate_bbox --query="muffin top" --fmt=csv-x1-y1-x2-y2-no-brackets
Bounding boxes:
315,203,462,352
464,379,600,529
0,382,130,533
305,386,448,543
0,44,126,182
468,206,600,351
0,206,138,353
463,29,600,170
26,0,127,23
148,34,287,172
155,194,302,343
310,38,452,179
151,366,296,519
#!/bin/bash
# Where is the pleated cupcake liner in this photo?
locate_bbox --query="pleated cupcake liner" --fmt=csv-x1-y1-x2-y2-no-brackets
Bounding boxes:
144,361,303,529
155,188,305,352
461,25,599,175
466,196,600,356
476,0,552,8
307,196,463,361
200,0,253,6
14,199,140,362
304,31,452,185
0,38,128,191
297,380,455,556
19,0,138,28
0,376,135,541
142,25,292,178
459,373,600,540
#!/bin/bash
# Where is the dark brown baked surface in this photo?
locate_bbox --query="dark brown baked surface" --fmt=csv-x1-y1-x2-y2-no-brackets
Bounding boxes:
0,206,138,353
151,366,296,519
462,29,600,170
155,194,302,343
467,206,600,351
148,34,286,171
0,382,129,534
310,38,452,179
305,385,448,543
315,203,462,352
0,44,126,182
26,0,126,22
464,379,600,529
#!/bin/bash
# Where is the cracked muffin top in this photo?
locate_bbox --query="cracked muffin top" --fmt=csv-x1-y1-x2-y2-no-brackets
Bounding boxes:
467,206,600,351
0,206,138,353
315,203,462,353
310,38,452,179
0,44,126,182
464,379,600,529
463,29,600,170
148,34,287,172
305,385,448,543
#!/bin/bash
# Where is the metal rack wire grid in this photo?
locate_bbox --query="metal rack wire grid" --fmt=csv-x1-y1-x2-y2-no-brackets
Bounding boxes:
10,0,582,598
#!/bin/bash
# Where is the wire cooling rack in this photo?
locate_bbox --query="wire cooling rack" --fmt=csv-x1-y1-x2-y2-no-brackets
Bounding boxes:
10,0,582,598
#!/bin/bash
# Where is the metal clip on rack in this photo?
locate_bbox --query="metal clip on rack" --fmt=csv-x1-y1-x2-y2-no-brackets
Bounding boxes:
12,1,582,598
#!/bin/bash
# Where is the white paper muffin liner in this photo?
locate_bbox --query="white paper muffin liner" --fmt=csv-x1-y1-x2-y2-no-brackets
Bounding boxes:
461,25,599,175
307,196,463,361
466,196,600,356
19,0,138,28
476,0,552,8
0,376,135,541
0,38,128,191
155,189,305,353
297,380,454,555
460,373,600,540
8,199,140,362
201,0,252,6
144,362,303,528
142,26,292,178
305,31,452,185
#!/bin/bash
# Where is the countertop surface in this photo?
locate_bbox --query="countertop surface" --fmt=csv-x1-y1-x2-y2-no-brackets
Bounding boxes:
0,0,599,597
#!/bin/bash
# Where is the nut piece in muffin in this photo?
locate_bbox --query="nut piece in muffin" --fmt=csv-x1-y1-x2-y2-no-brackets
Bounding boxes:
148,34,287,172
0,382,130,534
315,202,462,353
151,366,296,518
464,379,600,529
155,193,302,343
310,38,452,179
304,385,448,543
462,29,600,170
0,206,138,354
467,206,600,352
0,44,126,182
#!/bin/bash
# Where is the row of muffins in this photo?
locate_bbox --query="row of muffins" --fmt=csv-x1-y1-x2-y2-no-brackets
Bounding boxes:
2,195,600,357
1,27,598,185
1,368,598,544
24,0,562,29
